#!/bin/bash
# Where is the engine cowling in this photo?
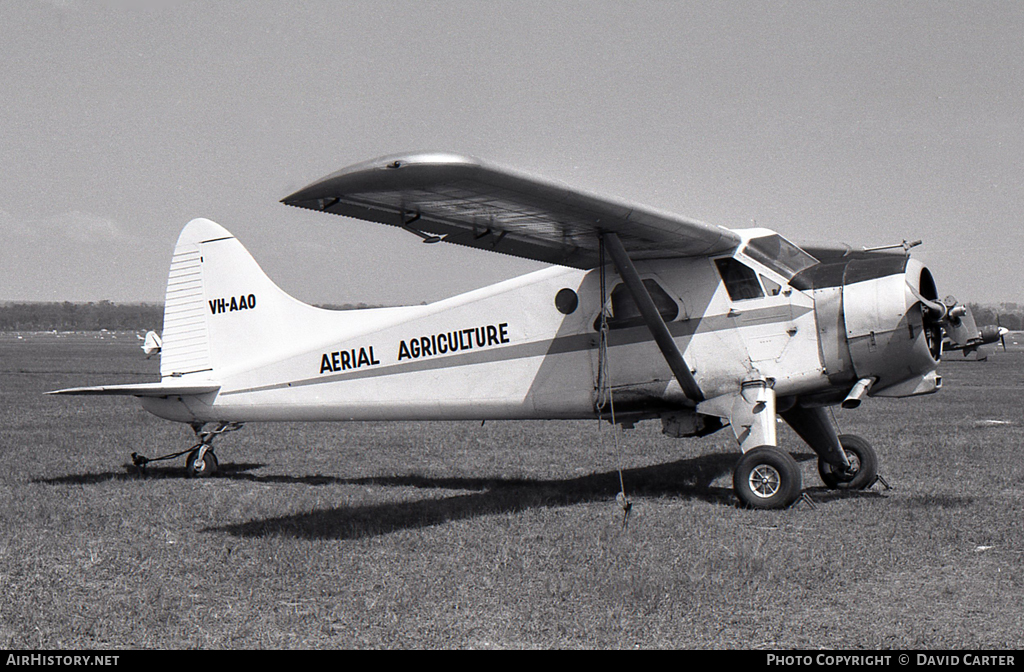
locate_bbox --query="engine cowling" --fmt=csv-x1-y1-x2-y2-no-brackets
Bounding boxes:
793,254,944,401
841,258,941,397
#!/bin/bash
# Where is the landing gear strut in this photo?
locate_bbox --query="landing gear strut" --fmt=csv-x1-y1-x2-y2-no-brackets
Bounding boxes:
130,421,243,477
183,422,243,478
699,378,807,509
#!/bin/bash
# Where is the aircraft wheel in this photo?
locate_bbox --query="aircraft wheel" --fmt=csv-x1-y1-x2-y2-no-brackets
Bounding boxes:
185,448,218,478
733,446,802,509
818,434,877,490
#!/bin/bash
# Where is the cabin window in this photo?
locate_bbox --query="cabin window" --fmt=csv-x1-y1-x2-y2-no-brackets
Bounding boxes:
743,234,818,279
594,279,678,330
555,288,579,315
715,258,764,301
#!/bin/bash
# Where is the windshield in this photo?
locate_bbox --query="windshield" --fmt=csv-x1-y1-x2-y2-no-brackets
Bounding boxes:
743,235,819,279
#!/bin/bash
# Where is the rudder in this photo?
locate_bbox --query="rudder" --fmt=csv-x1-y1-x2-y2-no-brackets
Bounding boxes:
160,219,219,378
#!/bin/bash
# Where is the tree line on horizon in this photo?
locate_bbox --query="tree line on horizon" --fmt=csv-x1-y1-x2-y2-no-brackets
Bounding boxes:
0,301,382,331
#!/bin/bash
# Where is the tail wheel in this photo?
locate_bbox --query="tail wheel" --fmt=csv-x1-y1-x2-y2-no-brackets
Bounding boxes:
185,448,219,478
817,434,878,490
733,446,802,509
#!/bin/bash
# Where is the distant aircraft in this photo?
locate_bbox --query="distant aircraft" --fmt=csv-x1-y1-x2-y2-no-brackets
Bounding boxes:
139,330,162,358
49,152,990,509
939,307,1008,360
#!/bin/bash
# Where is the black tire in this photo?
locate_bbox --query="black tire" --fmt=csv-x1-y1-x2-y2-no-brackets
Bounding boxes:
185,448,218,477
817,434,877,490
733,446,802,509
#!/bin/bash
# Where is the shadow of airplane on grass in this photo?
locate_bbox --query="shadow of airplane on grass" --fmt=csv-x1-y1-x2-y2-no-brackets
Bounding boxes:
208,452,886,541
208,452,744,541
34,462,269,486
34,451,886,541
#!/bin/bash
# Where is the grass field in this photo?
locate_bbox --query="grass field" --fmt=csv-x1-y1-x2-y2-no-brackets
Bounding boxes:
1,332,1022,649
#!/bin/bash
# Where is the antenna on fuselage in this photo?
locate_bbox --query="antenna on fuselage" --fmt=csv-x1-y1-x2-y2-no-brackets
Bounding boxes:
862,239,923,254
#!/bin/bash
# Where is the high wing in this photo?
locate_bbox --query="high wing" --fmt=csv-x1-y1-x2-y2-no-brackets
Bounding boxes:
281,152,741,269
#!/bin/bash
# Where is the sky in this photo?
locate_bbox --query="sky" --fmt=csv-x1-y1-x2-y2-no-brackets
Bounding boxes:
2,0,1023,307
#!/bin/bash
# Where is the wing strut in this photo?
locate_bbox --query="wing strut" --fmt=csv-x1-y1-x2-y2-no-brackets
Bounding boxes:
602,232,704,405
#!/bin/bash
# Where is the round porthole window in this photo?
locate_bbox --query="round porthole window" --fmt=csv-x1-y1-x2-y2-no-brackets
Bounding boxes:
555,288,579,315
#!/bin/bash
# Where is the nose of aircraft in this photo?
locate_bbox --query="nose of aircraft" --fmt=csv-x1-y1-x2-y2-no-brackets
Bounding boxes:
839,258,943,399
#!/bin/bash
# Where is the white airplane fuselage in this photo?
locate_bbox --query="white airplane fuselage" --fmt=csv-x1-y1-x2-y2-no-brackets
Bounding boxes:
140,220,939,430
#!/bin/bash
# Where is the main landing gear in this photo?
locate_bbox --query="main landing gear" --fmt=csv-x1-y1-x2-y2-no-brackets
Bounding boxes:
817,434,879,491
733,446,803,509
701,381,885,509
130,421,243,477
730,435,880,509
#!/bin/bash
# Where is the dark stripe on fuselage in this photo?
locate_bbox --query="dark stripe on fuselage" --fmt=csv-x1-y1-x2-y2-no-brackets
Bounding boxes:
790,255,908,291
220,304,812,396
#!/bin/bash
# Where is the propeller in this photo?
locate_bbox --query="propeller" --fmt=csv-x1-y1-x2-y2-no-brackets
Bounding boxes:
905,281,1007,356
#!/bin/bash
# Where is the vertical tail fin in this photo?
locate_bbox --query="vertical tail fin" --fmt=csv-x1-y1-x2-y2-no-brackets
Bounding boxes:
159,218,336,380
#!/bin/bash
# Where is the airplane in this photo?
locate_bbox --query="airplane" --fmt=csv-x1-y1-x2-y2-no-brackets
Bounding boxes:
49,151,988,509
138,330,163,358
940,309,1008,360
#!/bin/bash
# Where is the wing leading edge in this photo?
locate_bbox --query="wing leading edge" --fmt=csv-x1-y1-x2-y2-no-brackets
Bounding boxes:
281,152,741,269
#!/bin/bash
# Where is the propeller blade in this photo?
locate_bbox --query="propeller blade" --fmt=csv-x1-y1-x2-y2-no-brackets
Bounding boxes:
905,280,948,321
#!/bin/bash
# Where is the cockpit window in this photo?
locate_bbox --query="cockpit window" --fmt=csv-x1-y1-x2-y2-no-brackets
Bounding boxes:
715,258,764,301
743,235,818,279
594,279,679,331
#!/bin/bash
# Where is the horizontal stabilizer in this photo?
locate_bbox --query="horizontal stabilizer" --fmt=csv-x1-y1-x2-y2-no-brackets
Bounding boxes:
47,382,220,397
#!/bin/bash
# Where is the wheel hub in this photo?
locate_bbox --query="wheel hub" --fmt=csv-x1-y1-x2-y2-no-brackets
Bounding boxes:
749,464,782,498
829,450,861,482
